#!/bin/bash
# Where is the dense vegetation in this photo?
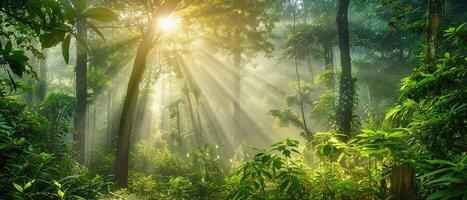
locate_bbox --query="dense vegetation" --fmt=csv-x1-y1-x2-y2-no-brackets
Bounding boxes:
0,0,465,199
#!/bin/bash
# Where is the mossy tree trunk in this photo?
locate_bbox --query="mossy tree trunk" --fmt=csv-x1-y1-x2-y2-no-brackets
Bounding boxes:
426,0,443,67
335,0,353,139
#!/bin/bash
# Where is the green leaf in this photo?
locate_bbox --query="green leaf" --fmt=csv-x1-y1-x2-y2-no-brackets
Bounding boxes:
73,33,89,52
81,7,118,22
23,179,35,190
7,50,29,77
62,34,71,64
283,149,291,158
13,183,23,192
58,189,65,197
5,40,12,52
87,22,105,41
426,188,466,200
321,144,332,157
418,168,451,179
428,160,456,166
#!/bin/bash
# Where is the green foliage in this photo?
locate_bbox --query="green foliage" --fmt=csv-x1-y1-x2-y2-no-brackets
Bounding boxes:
356,129,412,162
227,139,312,199
81,7,119,23
0,103,111,199
418,155,467,200
0,0,117,93
309,163,363,200
40,93,75,153
284,23,336,61
127,137,226,199
385,28,467,158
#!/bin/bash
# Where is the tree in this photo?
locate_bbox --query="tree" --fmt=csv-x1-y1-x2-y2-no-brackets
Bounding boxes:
74,0,88,165
426,0,443,66
335,0,353,138
115,0,182,188
37,49,47,103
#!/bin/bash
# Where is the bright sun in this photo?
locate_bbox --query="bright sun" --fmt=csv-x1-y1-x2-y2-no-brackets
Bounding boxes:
158,16,181,33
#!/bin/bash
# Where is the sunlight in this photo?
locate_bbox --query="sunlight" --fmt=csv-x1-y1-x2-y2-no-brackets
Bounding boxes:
158,16,181,33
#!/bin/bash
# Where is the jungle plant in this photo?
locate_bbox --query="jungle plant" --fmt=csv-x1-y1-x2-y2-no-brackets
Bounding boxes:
385,24,467,158
418,154,467,200
227,138,312,200
40,93,75,154
0,99,111,199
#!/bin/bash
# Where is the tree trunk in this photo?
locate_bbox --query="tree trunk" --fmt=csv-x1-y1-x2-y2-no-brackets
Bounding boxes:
233,50,242,142
115,30,155,187
185,92,202,146
37,49,47,103
335,0,353,139
106,90,113,149
324,44,335,90
324,44,333,69
74,12,88,165
306,54,314,82
114,0,182,187
426,0,442,67
390,165,419,200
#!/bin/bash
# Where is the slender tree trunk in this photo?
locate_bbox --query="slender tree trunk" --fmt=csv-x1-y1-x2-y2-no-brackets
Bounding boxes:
306,54,314,82
115,29,155,187
233,50,242,141
160,77,167,131
185,92,202,146
37,49,47,103
25,78,34,106
324,44,335,90
114,1,181,187
195,97,202,142
335,0,353,139
324,44,333,68
74,12,88,164
426,0,442,67
106,90,113,149
24,55,36,106
291,0,310,138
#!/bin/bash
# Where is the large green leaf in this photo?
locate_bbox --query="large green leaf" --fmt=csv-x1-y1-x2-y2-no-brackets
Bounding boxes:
7,50,29,77
61,34,71,64
81,7,118,22
87,22,105,41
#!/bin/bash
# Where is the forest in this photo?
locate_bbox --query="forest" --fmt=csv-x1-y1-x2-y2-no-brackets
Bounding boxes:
0,0,466,199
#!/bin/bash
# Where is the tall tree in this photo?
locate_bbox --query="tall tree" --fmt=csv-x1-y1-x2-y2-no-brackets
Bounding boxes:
37,49,47,103
74,0,88,164
115,0,182,188
426,0,443,66
335,0,353,138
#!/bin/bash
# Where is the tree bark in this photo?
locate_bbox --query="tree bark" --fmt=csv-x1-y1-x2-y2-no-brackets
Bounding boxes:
335,0,353,139
426,0,442,67
390,165,419,200
37,49,47,103
324,44,333,69
114,0,183,187
115,28,155,188
74,12,87,165
324,44,335,90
